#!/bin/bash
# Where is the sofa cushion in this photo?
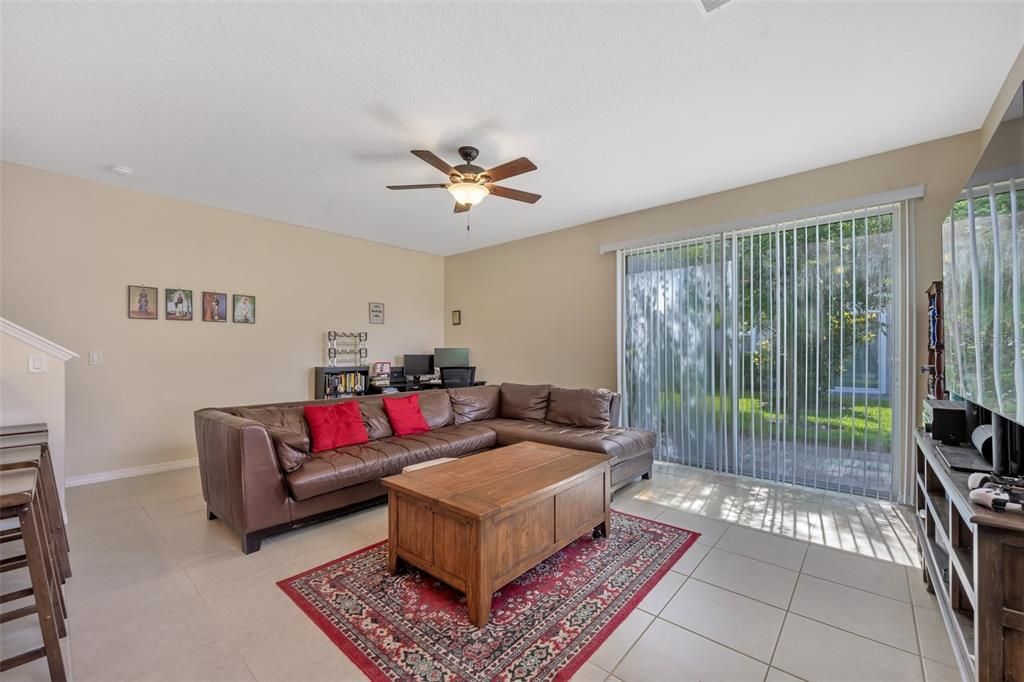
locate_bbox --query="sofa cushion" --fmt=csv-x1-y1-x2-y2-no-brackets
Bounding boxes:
417,390,455,429
267,427,309,473
285,424,498,501
383,394,431,436
236,405,309,437
398,423,497,458
359,399,393,440
499,383,552,421
449,385,499,424
480,419,656,464
547,387,614,428
304,402,369,452
287,438,436,500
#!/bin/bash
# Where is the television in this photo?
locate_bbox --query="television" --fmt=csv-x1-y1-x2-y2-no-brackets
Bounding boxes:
941,80,1023,472
434,347,469,368
942,81,1023,425
403,354,434,378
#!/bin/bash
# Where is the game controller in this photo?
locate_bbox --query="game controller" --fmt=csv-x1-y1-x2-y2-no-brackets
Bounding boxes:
967,473,1024,513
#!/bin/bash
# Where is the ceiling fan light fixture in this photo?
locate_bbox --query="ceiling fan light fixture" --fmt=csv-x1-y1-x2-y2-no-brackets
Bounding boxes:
447,182,489,207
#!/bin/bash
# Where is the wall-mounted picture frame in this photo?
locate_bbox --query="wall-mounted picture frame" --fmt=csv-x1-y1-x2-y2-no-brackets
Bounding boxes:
233,294,255,324
165,288,193,321
127,285,158,319
452,309,461,326
369,302,385,325
202,291,227,322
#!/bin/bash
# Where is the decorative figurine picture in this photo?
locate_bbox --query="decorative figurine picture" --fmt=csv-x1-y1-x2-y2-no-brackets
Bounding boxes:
202,291,227,322
452,310,462,326
165,288,193,321
127,285,158,319
233,294,255,324
369,302,385,325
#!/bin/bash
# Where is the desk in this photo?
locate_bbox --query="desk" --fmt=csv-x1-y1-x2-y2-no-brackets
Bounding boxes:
368,380,486,394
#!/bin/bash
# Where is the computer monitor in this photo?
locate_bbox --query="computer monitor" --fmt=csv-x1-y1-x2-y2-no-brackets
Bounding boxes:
403,354,434,378
434,347,469,368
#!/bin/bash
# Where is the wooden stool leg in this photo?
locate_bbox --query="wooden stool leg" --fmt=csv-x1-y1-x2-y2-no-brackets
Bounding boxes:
16,502,67,682
32,473,63,586
30,496,66,637
39,446,71,577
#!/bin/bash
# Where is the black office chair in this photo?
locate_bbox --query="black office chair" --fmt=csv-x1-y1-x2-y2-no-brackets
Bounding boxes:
439,366,476,388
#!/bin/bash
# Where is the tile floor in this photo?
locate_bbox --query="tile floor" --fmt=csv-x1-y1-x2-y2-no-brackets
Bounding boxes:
0,462,961,682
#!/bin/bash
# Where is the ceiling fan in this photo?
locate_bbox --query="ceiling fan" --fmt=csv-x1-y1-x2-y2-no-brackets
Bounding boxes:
387,146,540,213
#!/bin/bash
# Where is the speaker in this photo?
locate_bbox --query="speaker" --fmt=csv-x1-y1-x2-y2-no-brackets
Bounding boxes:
925,399,967,446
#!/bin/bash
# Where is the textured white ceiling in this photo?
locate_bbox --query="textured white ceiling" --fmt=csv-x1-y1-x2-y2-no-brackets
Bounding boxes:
3,2,1022,256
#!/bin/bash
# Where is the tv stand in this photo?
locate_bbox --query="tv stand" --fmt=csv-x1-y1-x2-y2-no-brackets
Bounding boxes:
914,429,1024,682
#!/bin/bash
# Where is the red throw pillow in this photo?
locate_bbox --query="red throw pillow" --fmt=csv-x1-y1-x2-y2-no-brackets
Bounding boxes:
383,394,430,436
303,402,369,453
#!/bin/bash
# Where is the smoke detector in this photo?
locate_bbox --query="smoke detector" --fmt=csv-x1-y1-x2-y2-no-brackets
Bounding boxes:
110,165,134,176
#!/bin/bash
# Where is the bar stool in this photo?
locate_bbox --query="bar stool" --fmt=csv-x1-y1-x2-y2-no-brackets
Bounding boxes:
0,445,70,581
0,468,67,681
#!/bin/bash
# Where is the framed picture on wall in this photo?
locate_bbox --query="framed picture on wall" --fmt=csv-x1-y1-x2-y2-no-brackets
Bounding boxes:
127,285,158,319
202,292,227,322
165,288,193,321
452,310,461,326
233,294,255,324
369,302,385,325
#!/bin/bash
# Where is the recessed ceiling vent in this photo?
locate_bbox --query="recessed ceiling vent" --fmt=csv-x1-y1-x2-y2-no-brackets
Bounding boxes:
699,0,732,13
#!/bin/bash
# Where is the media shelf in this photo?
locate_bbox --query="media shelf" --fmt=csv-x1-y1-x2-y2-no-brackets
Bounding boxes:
914,429,1024,682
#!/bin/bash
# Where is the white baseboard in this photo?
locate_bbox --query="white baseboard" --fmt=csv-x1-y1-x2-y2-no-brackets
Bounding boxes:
65,457,199,488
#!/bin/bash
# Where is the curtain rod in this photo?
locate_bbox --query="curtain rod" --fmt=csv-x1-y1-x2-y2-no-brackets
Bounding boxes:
597,184,926,254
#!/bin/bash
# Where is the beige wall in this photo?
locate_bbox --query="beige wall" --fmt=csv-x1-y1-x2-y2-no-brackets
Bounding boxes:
0,163,444,480
445,131,983,395
0,331,69,503
444,50,1024,398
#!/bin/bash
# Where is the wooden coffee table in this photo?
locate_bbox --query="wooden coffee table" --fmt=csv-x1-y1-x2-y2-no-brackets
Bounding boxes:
381,441,611,627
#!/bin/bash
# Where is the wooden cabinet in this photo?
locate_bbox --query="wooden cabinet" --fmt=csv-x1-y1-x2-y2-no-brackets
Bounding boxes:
914,430,1024,682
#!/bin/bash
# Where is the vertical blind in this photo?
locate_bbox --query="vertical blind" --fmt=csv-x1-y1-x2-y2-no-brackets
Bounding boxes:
620,204,902,499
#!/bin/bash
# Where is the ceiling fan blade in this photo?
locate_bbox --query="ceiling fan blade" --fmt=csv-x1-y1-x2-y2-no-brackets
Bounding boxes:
411,150,456,176
454,202,470,214
486,184,541,204
482,157,537,182
386,183,448,190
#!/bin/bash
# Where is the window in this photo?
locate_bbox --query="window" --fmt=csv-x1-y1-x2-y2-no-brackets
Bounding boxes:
619,204,903,499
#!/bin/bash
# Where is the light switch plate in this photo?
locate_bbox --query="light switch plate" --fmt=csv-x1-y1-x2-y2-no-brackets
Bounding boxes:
89,351,103,366
27,354,46,373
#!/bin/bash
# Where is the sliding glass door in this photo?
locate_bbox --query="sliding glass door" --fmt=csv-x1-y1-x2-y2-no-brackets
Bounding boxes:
620,205,900,499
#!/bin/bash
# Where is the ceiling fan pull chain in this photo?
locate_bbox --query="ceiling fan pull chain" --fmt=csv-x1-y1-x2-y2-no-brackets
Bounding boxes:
466,214,471,233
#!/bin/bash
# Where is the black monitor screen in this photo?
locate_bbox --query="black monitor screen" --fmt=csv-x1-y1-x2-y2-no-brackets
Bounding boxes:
404,354,434,377
434,347,469,368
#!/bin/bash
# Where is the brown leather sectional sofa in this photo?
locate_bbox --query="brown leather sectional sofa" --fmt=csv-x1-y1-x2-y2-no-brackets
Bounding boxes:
194,383,656,553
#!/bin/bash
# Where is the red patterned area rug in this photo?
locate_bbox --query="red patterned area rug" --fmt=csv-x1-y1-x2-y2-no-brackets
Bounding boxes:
277,511,699,682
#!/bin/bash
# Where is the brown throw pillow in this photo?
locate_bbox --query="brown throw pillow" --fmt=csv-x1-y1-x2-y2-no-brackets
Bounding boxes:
267,427,310,472
416,390,455,429
547,387,613,428
359,399,394,440
499,383,552,421
448,386,499,424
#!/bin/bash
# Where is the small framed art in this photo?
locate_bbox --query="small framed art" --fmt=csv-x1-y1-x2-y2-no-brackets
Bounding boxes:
165,288,193,321
233,294,255,324
452,310,461,326
369,302,385,325
202,292,227,322
128,285,158,319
